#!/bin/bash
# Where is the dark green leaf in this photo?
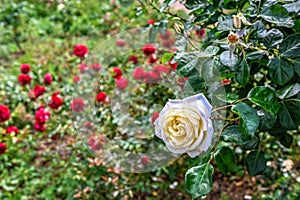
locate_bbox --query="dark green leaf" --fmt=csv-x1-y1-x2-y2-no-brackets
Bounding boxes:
214,146,236,174
232,103,260,136
246,151,267,176
189,153,211,168
279,133,293,148
295,58,300,76
149,27,158,43
184,76,206,93
216,93,239,103
185,163,214,199
237,60,250,86
247,86,281,114
175,36,188,52
279,33,300,58
278,103,297,129
246,50,267,60
277,83,300,99
253,20,266,38
201,57,221,83
220,51,239,68
263,29,283,48
259,5,294,28
185,0,208,10
268,57,294,86
175,52,198,76
269,121,288,136
257,109,277,131
177,57,199,77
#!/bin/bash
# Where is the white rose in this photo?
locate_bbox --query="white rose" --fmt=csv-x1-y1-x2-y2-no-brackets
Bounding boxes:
154,93,213,158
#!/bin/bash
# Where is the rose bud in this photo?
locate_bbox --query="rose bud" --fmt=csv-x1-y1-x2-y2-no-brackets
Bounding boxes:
49,92,63,110
73,76,80,83
6,126,19,134
20,63,30,74
141,156,150,165
154,93,213,158
116,39,126,47
96,91,107,103
128,55,138,65
32,85,46,99
71,98,85,112
112,67,122,79
0,104,11,122
116,77,128,89
79,64,88,73
195,29,206,37
147,20,155,25
222,79,231,85
44,73,53,85
133,67,146,80
0,142,7,155
142,44,156,56
18,74,32,86
91,63,101,70
73,44,88,57
151,112,159,125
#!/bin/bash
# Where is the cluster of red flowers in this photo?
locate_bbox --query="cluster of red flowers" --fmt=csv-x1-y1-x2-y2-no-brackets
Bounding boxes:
34,106,50,132
0,104,16,155
111,67,129,89
71,98,85,112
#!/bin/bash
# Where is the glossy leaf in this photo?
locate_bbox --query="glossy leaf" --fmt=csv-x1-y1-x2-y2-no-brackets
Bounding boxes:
279,133,293,148
268,57,294,86
247,86,280,114
246,50,267,60
257,109,277,131
278,103,298,130
232,103,260,136
214,146,236,174
279,33,300,58
237,60,250,86
295,58,300,76
246,151,267,176
277,83,300,99
263,29,283,48
185,163,214,199
220,51,239,67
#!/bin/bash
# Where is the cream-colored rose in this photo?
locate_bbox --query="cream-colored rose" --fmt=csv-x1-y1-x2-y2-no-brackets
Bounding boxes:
154,93,213,158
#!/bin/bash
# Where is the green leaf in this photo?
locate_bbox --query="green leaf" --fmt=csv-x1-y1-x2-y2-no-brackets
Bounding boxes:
268,57,294,86
246,151,267,176
279,33,300,58
232,103,259,136
149,27,158,43
253,20,266,38
177,57,199,77
184,0,208,10
175,52,198,76
184,76,206,93
185,163,214,199
283,1,300,13
295,58,300,76
214,146,236,174
277,83,300,99
222,125,259,150
247,86,281,114
189,153,211,168
204,46,220,56
259,4,294,28
278,103,297,129
161,53,174,64
279,133,293,148
263,29,283,48
257,109,277,131
175,36,188,52
220,51,240,68
269,121,288,136
237,60,250,86
246,50,267,60
216,93,239,103
201,57,221,83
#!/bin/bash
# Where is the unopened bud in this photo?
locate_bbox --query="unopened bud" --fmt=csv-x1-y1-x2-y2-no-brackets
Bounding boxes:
233,15,241,29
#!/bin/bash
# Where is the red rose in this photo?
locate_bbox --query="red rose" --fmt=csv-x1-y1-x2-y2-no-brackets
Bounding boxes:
112,67,122,79
141,156,150,165
150,65,170,80
88,133,106,151
116,77,128,89
6,126,19,134
20,64,30,74
151,112,159,125
133,67,146,80
91,63,101,70
222,79,231,85
35,106,50,124
79,64,88,73
147,20,155,25
18,74,32,86
148,55,158,64
49,92,63,109
159,30,171,40
96,91,107,103
0,142,7,155
73,76,80,83
142,44,156,56
73,44,88,57
71,98,85,112
0,104,10,123
34,122,46,132
44,73,53,85
32,85,46,99
195,29,206,37
116,39,126,47
142,72,152,83
128,56,138,65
